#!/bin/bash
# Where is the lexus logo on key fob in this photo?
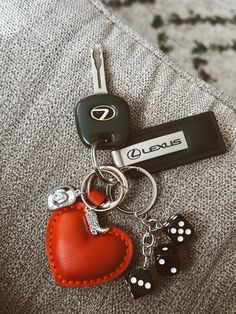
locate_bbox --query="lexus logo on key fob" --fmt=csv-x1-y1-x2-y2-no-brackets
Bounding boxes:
127,149,141,160
90,105,116,121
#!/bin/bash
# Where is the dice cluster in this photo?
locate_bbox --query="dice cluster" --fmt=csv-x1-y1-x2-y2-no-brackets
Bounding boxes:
126,214,194,299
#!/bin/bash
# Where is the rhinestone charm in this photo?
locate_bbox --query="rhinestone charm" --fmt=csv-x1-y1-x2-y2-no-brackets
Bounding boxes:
47,186,80,210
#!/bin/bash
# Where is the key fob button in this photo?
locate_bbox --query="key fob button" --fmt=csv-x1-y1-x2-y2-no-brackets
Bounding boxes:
75,94,131,149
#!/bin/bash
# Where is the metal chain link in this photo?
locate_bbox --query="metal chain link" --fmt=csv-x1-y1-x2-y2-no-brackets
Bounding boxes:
141,224,156,269
137,211,164,269
142,231,155,248
135,211,163,232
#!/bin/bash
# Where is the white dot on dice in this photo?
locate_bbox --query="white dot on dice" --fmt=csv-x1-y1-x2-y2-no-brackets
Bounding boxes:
177,236,184,242
185,228,192,235
170,267,177,274
162,247,168,251
159,258,165,265
170,228,177,234
178,221,185,227
130,277,137,284
178,228,184,234
138,280,144,286
145,282,151,289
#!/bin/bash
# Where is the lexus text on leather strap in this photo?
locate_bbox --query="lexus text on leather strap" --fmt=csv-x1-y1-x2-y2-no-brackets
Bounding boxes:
45,46,226,299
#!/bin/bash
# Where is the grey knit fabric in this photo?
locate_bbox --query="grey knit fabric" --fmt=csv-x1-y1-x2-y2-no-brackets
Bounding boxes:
0,1,235,313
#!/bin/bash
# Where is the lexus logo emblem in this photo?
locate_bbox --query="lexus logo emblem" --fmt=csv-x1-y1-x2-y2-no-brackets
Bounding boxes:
90,105,116,121
127,149,141,160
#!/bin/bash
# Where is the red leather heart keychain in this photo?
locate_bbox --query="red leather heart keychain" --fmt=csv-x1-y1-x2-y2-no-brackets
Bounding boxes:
46,189,133,287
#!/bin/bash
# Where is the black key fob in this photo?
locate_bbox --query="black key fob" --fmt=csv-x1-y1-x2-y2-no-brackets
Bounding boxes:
75,94,131,149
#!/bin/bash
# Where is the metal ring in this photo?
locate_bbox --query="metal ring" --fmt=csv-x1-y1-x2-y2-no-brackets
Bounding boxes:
80,166,128,212
134,212,148,226
91,140,117,185
134,212,162,232
142,244,153,258
86,166,129,206
146,218,163,232
142,232,155,248
107,166,157,216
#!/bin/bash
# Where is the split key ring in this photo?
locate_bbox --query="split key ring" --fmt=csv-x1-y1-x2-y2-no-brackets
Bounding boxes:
81,165,128,212
107,166,157,216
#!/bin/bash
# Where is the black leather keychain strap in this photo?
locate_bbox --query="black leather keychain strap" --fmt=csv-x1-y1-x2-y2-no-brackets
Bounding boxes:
111,111,227,173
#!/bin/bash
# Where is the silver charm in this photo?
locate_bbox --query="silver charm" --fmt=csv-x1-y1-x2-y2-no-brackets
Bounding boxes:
85,209,109,235
47,186,80,210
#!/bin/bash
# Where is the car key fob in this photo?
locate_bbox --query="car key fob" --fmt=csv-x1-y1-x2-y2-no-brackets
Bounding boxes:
75,94,130,149
75,46,131,150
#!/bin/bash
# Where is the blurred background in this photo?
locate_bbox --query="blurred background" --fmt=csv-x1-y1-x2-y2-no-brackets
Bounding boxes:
103,0,236,98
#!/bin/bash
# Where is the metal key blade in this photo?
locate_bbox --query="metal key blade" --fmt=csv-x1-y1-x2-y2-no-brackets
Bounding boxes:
92,48,102,89
91,45,108,94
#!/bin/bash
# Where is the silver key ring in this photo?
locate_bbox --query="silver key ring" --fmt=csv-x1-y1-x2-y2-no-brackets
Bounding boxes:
107,166,157,216
91,140,117,185
80,165,128,212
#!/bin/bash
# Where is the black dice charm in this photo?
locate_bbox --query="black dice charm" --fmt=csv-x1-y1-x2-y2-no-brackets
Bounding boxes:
154,244,180,276
162,214,194,245
125,269,155,299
